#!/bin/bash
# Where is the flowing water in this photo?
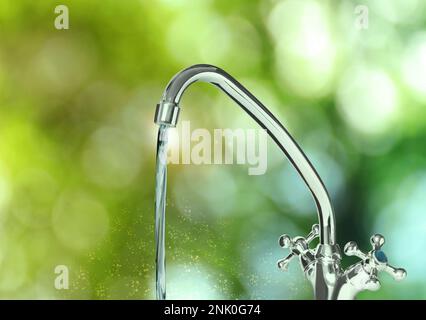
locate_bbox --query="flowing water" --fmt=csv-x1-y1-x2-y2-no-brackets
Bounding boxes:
155,125,168,300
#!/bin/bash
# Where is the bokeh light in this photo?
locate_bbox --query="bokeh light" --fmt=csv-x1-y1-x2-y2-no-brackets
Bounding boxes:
268,0,338,98
52,190,109,252
337,65,400,136
401,33,426,102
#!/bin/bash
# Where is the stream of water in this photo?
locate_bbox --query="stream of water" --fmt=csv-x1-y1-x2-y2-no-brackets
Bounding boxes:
154,125,168,300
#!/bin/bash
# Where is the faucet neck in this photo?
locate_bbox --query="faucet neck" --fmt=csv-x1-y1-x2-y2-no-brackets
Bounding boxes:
155,64,336,245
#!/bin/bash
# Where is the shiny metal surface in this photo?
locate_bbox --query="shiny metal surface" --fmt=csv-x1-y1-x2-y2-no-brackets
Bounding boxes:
154,102,180,126
277,230,406,299
278,224,342,300
155,64,336,246
335,234,407,299
278,224,320,271
155,64,406,300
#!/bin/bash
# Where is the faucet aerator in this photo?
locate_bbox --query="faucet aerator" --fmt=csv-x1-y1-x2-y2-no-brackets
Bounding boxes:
154,101,180,127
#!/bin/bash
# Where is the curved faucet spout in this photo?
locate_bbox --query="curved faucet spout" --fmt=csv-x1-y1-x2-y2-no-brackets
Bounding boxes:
154,64,336,245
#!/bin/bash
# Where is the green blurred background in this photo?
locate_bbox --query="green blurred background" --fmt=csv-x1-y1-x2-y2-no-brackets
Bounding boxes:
0,0,425,299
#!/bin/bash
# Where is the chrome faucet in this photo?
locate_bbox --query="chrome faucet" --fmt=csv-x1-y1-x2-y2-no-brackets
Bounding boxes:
154,64,406,300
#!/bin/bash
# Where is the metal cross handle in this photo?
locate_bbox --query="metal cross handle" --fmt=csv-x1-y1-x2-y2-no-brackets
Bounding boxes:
277,224,320,271
344,234,406,291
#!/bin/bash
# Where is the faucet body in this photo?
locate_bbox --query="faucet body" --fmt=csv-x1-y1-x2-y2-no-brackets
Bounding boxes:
154,64,406,300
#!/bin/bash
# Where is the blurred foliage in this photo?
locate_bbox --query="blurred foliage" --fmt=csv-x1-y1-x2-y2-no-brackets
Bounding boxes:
0,0,425,299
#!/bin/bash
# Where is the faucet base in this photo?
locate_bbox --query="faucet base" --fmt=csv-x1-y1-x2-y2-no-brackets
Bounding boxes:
304,244,342,300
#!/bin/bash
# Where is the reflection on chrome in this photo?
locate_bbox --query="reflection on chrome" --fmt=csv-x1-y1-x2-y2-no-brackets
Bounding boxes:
154,64,406,300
